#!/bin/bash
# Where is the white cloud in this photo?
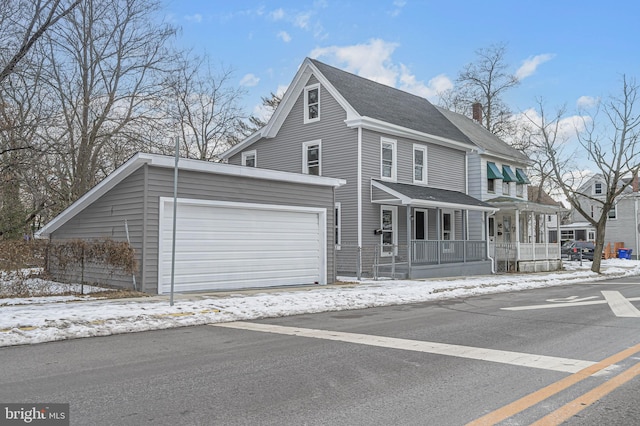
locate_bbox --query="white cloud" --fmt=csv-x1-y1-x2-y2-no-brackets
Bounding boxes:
277,31,291,43
270,8,285,20
310,39,450,101
577,95,599,109
310,39,400,86
294,12,311,29
184,13,203,23
239,73,260,87
390,0,407,17
517,108,590,143
398,65,453,100
516,53,555,80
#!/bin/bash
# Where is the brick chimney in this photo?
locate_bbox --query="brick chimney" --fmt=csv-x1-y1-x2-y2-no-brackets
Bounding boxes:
633,174,639,192
472,102,482,123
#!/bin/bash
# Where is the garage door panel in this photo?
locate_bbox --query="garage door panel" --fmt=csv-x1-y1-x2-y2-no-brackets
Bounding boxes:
159,199,325,293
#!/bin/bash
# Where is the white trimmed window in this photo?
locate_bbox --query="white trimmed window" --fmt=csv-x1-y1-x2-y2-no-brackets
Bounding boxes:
335,202,341,250
381,138,397,181
413,144,427,184
381,205,397,256
304,83,320,123
241,150,256,167
594,182,603,195
502,181,510,195
608,205,617,220
302,140,321,175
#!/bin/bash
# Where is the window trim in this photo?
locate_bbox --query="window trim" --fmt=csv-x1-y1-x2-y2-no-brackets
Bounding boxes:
335,202,341,250
516,183,524,197
594,182,603,195
502,180,510,196
413,144,427,185
380,137,397,182
303,83,320,124
607,204,617,220
380,205,398,256
302,139,321,175
241,150,257,167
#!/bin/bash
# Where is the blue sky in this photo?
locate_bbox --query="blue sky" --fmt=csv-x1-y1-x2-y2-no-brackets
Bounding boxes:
161,1,639,144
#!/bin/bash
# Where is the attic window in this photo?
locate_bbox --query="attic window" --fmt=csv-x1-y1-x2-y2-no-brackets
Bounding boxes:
304,83,320,123
594,182,603,195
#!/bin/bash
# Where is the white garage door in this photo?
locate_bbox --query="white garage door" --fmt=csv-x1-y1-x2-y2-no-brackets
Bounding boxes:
158,198,326,293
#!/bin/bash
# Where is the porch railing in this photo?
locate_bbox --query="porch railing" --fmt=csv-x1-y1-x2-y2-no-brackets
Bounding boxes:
411,240,487,264
490,242,561,261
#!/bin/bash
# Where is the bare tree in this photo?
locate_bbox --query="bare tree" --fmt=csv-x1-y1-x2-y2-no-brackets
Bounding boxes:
0,0,82,84
38,0,177,204
169,55,246,161
533,76,640,272
229,91,282,145
439,43,520,139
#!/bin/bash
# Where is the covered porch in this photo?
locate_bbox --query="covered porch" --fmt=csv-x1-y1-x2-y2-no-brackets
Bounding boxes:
371,180,497,279
487,197,565,272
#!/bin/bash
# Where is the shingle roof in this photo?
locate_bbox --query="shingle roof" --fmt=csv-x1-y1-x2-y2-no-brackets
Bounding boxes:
309,58,474,145
435,106,529,162
374,180,494,209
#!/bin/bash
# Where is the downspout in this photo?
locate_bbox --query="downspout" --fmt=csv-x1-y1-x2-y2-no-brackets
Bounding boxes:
357,126,363,279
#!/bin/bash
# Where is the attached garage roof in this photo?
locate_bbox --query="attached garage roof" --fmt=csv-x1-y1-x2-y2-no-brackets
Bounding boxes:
37,153,345,237
372,180,497,212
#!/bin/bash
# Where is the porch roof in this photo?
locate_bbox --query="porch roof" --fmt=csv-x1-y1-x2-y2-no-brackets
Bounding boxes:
486,196,567,214
372,180,497,212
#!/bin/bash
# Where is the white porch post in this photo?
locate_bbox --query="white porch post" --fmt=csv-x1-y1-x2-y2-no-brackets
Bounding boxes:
515,209,521,264
406,205,412,272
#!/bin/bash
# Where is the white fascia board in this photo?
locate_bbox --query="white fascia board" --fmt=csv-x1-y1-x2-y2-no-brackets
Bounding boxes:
37,152,346,237
147,154,346,188
36,153,152,237
345,116,475,152
220,130,264,160
263,58,359,139
371,180,412,204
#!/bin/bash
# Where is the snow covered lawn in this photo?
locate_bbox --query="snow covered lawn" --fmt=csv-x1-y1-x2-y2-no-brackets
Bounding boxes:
1,259,639,347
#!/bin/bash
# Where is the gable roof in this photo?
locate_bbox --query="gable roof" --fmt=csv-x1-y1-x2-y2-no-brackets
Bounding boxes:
222,58,478,159
435,106,529,164
37,153,345,237
308,59,473,144
527,186,564,207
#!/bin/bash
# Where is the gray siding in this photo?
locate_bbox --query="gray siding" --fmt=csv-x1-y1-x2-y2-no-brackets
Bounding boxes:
142,166,336,293
50,167,146,289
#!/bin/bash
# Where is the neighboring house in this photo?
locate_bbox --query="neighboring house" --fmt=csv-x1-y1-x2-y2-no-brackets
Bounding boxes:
435,107,565,272
37,153,345,293
563,174,640,258
222,57,541,278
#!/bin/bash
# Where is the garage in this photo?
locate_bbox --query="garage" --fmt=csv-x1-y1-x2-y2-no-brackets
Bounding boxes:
38,153,344,294
158,198,326,293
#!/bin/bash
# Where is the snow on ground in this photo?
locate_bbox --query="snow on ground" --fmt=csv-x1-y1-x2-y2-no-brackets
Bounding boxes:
1,259,640,348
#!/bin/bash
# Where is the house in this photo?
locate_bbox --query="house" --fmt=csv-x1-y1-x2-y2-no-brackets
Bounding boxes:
435,107,565,272
37,153,345,293
222,58,543,279
563,174,640,258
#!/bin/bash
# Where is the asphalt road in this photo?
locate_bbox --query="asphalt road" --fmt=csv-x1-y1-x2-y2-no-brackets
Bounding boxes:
1,276,640,425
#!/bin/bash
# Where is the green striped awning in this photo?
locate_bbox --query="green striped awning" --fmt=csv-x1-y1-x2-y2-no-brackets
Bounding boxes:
502,165,517,182
516,168,531,184
487,162,502,179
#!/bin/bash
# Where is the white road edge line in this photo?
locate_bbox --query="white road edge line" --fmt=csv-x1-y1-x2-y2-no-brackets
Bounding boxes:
212,322,600,374
502,296,640,311
602,291,640,318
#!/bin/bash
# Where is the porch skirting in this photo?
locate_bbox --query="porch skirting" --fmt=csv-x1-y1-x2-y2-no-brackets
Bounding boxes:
376,260,493,280
517,259,562,273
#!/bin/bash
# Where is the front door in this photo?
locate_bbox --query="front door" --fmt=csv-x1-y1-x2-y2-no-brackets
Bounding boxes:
414,209,427,240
